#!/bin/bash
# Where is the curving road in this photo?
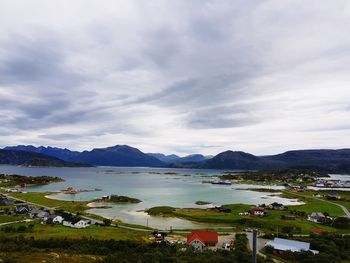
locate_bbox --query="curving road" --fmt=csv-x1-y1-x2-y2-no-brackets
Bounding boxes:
282,190,350,218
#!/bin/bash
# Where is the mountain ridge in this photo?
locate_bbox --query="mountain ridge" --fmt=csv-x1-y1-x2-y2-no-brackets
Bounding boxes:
0,149,90,167
3,145,350,173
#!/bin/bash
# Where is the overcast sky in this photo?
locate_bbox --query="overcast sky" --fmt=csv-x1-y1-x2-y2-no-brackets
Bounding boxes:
0,0,349,156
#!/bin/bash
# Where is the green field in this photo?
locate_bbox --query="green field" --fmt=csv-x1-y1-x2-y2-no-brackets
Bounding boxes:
7,192,89,213
146,192,350,234
0,252,101,263
0,214,26,223
0,220,149,241
281,190,348,216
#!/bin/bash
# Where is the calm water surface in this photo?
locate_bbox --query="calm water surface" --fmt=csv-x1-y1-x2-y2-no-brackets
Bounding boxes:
0,165,312,229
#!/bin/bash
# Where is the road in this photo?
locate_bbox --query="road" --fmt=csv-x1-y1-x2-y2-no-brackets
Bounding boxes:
282,190,350,218
0,219,33,226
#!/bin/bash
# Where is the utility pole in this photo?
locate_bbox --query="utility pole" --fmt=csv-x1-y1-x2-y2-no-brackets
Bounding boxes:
252,229,257,263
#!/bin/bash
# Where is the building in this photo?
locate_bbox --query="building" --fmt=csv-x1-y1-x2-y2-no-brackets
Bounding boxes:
63,219,90,228
187,231,218,250
265,238,318,254
44,215,64,224
15,205,30,214
250,207,266,216
29,209,49,219
152,231,167,242
215,206,231,213
308,212,326,223
0,197,14,206
268,202,285,210
326,194,342,200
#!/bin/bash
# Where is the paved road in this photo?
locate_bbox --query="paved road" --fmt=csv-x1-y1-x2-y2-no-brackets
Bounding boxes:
282,190,350,218
0,219,33,226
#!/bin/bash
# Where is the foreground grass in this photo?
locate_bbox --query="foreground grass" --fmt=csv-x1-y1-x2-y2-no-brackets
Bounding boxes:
0,214,26,223
0,221,149,241
0,252,102,263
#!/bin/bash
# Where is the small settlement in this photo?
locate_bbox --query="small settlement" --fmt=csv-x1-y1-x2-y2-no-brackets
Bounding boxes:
0,194,92,229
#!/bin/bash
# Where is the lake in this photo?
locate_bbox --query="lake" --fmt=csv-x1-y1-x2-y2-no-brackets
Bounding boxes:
1,165,306,229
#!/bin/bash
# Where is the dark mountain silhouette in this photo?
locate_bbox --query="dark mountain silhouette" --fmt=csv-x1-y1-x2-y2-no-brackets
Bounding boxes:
75,145,164,167
5,145,163,167
0,149,89,167
148,153,211,164
147,153,180,163
5,145,80,162
4,145,350,173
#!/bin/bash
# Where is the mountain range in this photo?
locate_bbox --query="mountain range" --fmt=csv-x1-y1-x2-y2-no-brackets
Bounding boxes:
0,149,89,167
3,145,350,173
147,153,212,164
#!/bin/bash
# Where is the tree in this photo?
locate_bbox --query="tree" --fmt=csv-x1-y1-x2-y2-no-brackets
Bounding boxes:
103,219,112,226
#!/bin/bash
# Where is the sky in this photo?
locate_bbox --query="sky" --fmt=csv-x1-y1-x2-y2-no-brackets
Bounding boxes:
0,0,350,156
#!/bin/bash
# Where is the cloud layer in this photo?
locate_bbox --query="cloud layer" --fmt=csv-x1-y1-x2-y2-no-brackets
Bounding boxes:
0,0,349,155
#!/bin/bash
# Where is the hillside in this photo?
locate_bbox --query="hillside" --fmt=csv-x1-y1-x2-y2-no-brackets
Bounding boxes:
5,145,80,162
0,149,89,167
4,145,350,172
6,145,164,167
197,149,350,173
75,145,164,167
148,153,210,164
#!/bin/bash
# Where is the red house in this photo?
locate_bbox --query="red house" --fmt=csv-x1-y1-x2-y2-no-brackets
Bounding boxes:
187,230,218,250
250,207,266,216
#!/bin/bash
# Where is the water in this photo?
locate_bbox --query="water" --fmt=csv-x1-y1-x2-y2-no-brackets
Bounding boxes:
0,165,306,229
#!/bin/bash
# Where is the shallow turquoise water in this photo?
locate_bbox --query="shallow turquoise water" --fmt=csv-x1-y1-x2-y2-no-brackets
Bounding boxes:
0,165,300,229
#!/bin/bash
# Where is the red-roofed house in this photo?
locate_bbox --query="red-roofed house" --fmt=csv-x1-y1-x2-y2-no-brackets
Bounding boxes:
250,207,266,216
187,230,218,250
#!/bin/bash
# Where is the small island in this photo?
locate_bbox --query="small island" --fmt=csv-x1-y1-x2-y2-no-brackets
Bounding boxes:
195,201,211,205
95,194,142,204
0,174,64,188
146,206,175,216
220,169,328,186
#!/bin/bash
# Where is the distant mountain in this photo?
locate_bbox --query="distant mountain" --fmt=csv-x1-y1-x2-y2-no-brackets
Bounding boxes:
200,151,268,170
148,153,210,164
76,145,164,167
6,145,164,167
177,154,209,163
5,145,80,162
262,149,350,173
4,145,350,173
198,149,350,173
147,153,180,163
0,149,89,167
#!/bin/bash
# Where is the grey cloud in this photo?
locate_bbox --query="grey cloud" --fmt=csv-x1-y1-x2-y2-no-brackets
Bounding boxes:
0,34,85,88
0,1,349,154
185,104,261,129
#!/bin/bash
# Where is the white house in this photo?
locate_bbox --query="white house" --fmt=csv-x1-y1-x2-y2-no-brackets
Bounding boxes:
308,212,326,223
44,215,64,224
63,219,90,228
265,238,319,254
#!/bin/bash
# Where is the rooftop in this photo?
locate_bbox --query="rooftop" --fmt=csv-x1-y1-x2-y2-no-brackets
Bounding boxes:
265,238,318,254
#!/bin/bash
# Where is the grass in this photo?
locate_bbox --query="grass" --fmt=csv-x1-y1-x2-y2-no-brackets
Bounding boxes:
7,192,89,213
0,214,26,223
147,206,176,216
281,191,346,216
146,193,350,234
0,220,149,241
0,252,102,263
